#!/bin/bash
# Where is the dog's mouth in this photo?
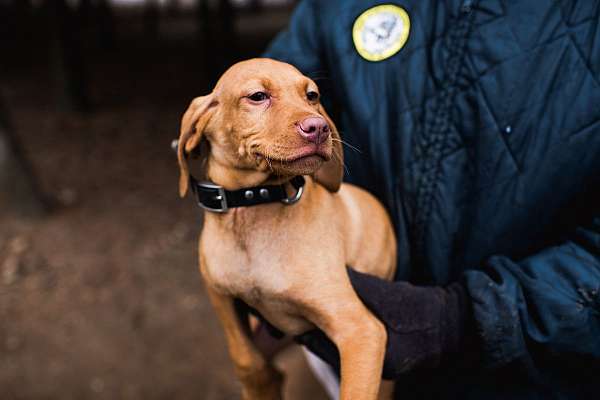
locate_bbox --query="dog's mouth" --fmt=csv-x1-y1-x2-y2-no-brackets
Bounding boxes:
256,146,330,173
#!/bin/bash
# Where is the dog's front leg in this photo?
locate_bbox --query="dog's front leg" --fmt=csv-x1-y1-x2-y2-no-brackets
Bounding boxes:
205,285,283,400
309,291,387,400
334,309,387,400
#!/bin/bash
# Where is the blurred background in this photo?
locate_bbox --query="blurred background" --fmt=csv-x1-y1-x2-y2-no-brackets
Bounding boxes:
0,1,330,398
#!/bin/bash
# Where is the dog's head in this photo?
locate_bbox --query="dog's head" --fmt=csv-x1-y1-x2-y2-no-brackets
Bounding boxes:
177,58,343,197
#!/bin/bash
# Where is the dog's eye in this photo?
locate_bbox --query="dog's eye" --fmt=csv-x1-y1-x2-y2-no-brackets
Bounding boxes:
307,91,319,102
248,92,269,102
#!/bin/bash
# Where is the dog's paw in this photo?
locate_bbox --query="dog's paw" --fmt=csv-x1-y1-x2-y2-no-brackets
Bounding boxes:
240,366,284,400
242,386,282,400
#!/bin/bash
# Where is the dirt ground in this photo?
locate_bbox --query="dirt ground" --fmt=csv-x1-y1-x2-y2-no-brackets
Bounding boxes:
0,6,329,400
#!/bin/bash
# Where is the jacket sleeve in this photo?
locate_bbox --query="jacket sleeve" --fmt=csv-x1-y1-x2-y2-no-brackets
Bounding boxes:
464,214,600,369
262,0,324,79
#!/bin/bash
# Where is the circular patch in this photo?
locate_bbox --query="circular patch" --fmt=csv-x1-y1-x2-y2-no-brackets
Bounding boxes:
352,4,411,62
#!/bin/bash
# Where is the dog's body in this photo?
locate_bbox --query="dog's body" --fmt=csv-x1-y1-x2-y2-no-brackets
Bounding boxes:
201,178,396,336
177,59,397,400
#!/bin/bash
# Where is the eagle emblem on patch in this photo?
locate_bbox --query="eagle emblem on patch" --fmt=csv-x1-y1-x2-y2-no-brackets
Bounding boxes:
352,4,411,62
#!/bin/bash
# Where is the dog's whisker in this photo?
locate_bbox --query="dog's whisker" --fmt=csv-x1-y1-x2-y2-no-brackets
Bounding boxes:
331,150,350,175
264,149,275,172
331,138,362,154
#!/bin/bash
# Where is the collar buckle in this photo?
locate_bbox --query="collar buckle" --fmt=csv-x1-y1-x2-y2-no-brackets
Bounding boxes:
193,181,229,213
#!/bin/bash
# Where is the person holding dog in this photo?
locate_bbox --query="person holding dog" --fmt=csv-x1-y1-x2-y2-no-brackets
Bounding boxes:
264,0,600,398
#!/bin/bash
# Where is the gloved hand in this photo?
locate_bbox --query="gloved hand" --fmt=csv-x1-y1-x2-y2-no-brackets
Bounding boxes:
295,268,475,379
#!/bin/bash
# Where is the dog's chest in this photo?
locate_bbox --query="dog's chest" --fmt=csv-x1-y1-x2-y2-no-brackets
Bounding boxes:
202,240,314,334
204,243,292,302
200,209,340,334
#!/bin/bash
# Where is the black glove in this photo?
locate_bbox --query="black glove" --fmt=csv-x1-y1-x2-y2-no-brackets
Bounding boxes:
295,268,475,379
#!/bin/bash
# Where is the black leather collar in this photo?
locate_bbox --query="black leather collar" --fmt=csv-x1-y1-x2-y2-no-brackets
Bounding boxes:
189,175,306,213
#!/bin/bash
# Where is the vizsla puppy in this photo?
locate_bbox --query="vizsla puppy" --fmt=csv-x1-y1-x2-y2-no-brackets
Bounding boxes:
177,58,397,400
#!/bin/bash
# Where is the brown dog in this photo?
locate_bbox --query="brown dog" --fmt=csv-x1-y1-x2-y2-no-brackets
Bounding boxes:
177,58,397,400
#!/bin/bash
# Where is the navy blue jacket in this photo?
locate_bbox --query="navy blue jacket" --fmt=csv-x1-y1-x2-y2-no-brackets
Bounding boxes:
265,0,600,398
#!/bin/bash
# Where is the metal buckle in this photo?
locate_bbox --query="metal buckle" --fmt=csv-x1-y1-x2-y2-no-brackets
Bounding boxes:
195,182,229,213
280,184,304,205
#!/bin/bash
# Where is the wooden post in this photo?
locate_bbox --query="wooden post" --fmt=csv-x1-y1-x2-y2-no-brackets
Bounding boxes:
47,0,91,112
78,0,116,50
0,101,48,217
196,0,217,85
217,0,238,65
197,0,238,86
143,0,160,40
95,0,117,50
248,0,262,14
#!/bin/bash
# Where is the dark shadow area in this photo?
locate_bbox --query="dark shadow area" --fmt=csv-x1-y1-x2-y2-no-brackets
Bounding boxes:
0,1,329,399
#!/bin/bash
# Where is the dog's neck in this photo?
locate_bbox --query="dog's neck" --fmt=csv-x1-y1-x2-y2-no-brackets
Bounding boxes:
202,166,310,251
206,161,292,190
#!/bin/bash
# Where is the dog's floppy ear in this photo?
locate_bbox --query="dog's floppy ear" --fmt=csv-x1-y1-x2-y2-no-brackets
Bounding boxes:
315,105,344,192
177,94,217,197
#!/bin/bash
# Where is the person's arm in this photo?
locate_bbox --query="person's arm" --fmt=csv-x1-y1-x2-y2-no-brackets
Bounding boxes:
297,269,473,378
465,215,600,368
298,210,600,379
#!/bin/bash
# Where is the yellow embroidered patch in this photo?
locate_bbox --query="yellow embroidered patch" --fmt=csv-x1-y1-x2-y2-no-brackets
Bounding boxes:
352,4,411,62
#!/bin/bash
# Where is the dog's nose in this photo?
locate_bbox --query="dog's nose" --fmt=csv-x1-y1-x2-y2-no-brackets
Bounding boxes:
296,117,330,144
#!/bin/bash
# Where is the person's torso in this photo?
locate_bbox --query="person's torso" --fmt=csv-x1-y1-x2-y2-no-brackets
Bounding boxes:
314,0,600,284
308,1,600,397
